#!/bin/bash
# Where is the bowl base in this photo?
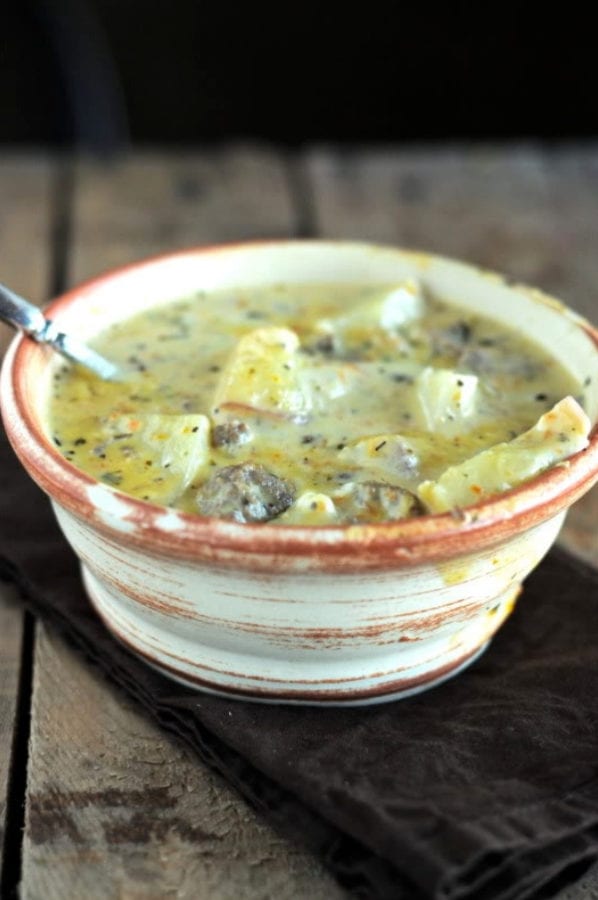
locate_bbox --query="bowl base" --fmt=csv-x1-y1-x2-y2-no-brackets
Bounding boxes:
81,558,491,705
138,640,490,706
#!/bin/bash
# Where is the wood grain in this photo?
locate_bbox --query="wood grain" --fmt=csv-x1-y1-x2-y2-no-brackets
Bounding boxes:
0,586,23,854
22,627,343,900
21,148,345,899
306,142,598,566
307,143,598,317
0,154,53,875
0,155,53,354
555,866,598,900
69,146,296,283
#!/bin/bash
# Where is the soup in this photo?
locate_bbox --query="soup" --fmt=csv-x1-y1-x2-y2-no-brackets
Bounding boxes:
49,280,590,524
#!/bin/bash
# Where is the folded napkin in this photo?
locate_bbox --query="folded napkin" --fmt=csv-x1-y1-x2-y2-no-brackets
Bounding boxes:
1,422,598,900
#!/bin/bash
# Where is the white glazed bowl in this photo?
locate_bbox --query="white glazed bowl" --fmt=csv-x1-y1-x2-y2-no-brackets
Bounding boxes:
3,242,598,705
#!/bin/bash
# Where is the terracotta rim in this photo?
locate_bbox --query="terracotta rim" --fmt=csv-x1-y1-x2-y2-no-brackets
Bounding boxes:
3,240,598,569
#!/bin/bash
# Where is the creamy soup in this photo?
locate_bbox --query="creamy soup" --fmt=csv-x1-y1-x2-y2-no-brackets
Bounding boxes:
49,281,590,524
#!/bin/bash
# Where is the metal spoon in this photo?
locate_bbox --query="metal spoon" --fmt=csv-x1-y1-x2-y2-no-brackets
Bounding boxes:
0,283,119,380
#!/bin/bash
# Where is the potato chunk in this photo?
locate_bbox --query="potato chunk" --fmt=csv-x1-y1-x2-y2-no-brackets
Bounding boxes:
315,280,424,338
212,326,361,420
107,413,211,491
280,491,338,525
414,367,479,434
338,434,421,487
417,396,591,513
212,327,310,420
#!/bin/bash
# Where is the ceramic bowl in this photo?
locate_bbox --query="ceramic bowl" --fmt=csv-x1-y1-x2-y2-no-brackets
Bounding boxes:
2,241,598,705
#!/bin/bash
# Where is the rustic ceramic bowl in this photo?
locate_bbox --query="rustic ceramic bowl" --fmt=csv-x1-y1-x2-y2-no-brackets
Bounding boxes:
2,242,598,705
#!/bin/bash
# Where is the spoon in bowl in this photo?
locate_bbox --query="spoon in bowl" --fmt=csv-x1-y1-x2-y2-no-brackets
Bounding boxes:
0,282,120,380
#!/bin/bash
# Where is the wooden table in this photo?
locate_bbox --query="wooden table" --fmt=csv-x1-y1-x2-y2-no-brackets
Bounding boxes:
1,146,598,899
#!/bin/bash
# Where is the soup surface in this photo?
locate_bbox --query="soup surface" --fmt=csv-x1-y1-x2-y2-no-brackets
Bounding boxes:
49,281,590,524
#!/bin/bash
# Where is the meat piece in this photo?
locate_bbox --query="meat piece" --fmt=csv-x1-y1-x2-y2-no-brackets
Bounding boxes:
196,462,295,523
312,334,337,355
458,345,540,379
334,480,422,523
211,420,251,448
432,319,472,357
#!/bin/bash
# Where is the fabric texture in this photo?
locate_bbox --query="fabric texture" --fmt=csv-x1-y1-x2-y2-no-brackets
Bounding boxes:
1,422,598,900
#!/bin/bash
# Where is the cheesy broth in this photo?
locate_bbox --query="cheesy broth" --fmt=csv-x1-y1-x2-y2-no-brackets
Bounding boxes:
49,281,589,524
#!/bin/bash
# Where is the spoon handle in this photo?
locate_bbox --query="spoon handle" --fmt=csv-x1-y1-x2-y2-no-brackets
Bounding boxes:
0,283,48,337
0,283,120,380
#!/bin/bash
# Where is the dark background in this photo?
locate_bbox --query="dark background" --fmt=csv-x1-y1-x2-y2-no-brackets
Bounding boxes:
2,0,597,149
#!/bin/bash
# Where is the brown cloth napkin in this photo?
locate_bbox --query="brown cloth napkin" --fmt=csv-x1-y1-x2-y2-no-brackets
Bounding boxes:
1,422,598,900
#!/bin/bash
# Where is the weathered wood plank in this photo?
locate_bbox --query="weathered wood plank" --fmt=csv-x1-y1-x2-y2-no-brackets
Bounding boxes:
0,586,23,851
22,627,343,900
306,144,598,316
555,865,598,900
306,143,598,565
0,154,53,880
22,148,344,899
0,155,53,353
69,146,296,283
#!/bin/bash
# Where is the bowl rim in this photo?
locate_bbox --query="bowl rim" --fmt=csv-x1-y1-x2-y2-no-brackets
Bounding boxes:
3,239,598,568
